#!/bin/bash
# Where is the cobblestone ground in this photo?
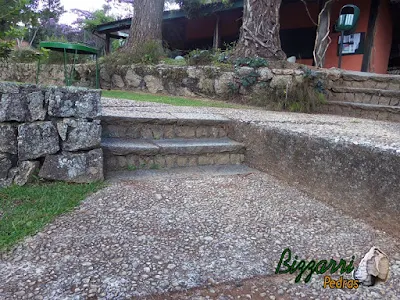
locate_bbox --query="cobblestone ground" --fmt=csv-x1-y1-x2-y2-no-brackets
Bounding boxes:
1,171,399,299
1,99,399,299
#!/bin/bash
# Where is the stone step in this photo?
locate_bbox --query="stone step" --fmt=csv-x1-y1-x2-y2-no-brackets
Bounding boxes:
319,101,400,122
105,165,257,182
334,70,400,90
328,87,400,106
102,138,245,172
101,111,231,139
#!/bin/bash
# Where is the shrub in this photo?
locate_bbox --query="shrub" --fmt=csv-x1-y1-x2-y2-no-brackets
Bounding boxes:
10,47,41,63
140,41,165,64
0,26,26,61
250,75,326,113
0,40,14,61
283,80,326,113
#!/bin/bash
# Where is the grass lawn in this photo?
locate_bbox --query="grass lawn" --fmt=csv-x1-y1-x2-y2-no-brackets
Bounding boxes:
102,90,250,109
0,181,104,251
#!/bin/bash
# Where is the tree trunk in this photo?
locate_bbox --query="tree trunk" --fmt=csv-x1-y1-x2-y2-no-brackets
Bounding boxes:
313,0,334,68
125,0,164,50
233,0,286,60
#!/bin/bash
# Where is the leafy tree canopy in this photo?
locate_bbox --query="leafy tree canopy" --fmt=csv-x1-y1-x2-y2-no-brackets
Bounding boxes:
72,5,116,32
0,0,39,31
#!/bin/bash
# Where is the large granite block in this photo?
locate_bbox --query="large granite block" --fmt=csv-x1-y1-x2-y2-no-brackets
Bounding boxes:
0,91,46,122
47,87,101,118
57,119,101,151
0,123,17,154
38,149,104,183
18,122,60,160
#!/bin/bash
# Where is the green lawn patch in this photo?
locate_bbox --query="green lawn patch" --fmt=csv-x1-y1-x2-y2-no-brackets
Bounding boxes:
0,181,104,251
102,90,249,109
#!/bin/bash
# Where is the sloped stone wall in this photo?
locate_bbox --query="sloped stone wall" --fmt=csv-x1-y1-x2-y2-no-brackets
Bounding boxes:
0,82,103,188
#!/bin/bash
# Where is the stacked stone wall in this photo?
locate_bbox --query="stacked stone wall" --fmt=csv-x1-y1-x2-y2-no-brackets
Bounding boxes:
0,82,103,188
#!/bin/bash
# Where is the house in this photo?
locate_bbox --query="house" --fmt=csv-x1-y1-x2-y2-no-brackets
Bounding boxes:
94,0,399,74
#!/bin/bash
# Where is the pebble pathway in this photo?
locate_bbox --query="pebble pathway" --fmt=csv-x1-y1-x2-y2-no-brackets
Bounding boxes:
1,172,399,299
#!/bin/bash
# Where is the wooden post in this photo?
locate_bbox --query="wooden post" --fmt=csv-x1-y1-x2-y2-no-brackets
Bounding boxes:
361,0,381,72
105,34,111,54
213,15,221,51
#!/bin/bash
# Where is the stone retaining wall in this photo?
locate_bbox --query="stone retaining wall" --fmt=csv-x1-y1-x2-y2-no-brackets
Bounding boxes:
1,62,400,120
0,82,103,188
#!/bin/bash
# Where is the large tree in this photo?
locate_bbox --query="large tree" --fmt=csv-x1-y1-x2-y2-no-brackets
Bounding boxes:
233,0,286,60
125,0,165,50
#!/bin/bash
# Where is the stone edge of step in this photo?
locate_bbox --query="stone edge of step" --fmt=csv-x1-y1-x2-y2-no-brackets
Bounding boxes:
101,138,245,156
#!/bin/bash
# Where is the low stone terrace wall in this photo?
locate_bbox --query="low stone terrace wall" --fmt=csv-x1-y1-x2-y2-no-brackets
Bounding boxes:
0,81,103,188
1,63,399,122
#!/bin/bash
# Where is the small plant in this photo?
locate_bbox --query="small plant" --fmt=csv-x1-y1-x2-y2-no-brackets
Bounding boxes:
224,56,268,97
239,70,259,88
150,163,160,170
185,49,213,65
234,57,268,68
227,82,240,95
227,69,260,96
138,41,165,64
214,41,236,64
126,165,137,171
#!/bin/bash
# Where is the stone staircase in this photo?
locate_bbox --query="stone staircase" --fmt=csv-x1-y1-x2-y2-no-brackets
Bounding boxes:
100,111,245,177
320,71,400,122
